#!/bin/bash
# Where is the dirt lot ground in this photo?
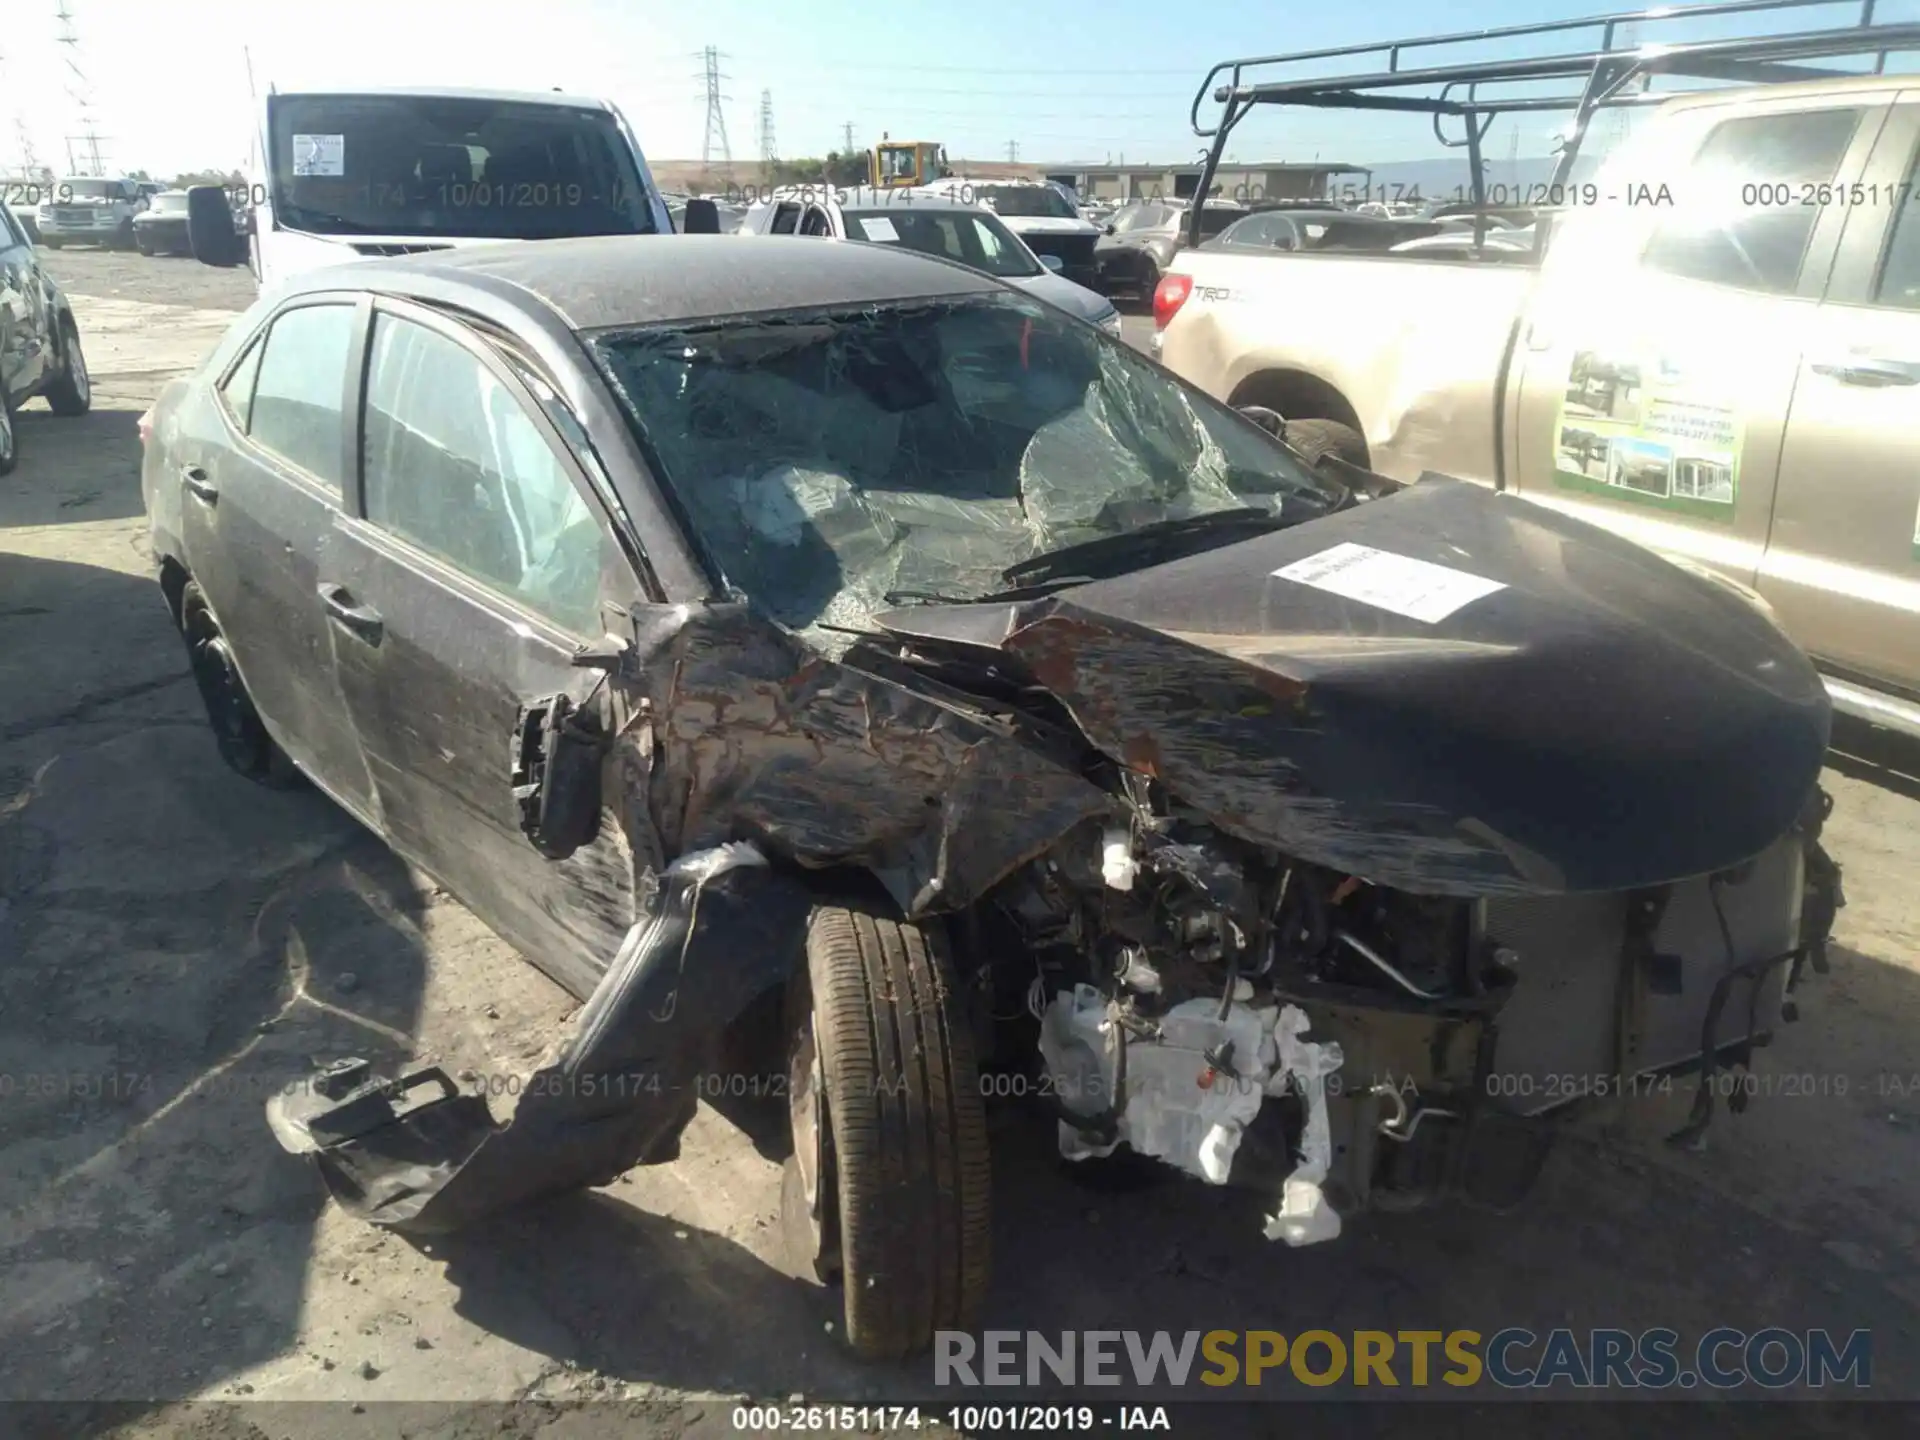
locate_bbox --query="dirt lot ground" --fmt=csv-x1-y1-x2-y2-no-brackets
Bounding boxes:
2,247,1918,1439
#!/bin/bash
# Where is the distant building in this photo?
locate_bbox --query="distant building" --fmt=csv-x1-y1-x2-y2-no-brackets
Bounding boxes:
1055,162,1368,203
648,157,1365,204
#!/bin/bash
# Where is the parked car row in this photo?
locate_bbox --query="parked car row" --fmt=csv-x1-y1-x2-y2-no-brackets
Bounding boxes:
0,199,93,476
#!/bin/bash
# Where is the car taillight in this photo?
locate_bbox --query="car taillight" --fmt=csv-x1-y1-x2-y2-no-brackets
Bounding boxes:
137,409,154,446
1153,273,1193,330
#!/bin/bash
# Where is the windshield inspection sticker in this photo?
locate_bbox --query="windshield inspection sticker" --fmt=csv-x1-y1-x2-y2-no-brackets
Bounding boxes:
291,134,345,177
1273,543,1506,624
858,216,899,242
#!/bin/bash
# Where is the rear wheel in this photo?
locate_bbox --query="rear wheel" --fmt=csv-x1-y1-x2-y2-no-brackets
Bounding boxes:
782,903,992,1360
177,579,303,788
43,318,91,416
1283,417,1369,471
0,387,17,478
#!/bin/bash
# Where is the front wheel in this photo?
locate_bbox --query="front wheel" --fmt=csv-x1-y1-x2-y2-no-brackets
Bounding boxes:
782,903,992,1360
114,220,137,251
43,317,91,416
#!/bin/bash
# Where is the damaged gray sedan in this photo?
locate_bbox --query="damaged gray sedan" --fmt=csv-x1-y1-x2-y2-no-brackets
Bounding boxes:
141,234,1843,1360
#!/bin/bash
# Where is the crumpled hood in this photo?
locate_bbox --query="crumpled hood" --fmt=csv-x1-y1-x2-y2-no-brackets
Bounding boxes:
878,478,1830,897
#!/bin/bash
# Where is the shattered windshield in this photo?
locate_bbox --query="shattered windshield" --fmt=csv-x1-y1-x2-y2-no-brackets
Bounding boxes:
591,293,1337,633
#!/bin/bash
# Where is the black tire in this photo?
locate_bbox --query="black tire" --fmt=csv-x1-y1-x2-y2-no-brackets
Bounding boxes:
1283,417,1369,471
43,317,91,417
0,386,18,478
1138,257,1161,303
41,238,62,250
114,220,137,251
136,236,153,256
783,903,992,1360
177,579,304,789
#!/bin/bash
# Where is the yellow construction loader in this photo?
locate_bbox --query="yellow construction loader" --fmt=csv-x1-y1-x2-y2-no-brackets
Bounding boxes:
871,136,950,189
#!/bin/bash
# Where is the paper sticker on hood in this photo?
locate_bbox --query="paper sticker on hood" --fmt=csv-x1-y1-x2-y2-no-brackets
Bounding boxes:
1272,542,1506,624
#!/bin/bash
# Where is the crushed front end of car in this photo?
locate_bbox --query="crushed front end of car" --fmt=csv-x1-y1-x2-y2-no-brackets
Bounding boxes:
266,289,1843,1356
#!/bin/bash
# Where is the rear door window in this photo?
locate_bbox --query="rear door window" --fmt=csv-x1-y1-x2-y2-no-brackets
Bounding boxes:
771,203,801,234
245,303,356,489
1642,108,1865,294
219,337,265,428
1872,145,1920,310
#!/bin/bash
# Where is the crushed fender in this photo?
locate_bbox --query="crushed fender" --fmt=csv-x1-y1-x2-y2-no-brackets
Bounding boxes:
264,843,808,1234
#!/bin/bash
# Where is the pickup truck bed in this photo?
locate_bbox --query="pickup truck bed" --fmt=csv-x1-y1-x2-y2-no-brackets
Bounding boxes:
1161,250,1536,488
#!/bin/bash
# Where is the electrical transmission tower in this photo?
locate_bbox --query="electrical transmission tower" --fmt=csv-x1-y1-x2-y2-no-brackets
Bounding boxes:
1006,140,1019,164
694,46,732,180
55,0,107,177
758,89,777,172
841,122,855,155
1605,23,1639,152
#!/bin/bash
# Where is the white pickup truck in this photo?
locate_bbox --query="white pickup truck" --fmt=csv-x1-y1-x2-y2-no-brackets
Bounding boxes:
1160,73,1920,737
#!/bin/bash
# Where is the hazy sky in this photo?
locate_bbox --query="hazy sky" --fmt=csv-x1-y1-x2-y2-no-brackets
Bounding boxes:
3,0,1916,178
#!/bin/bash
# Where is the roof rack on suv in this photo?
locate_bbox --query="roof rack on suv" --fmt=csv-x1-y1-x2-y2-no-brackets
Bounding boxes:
1183,0,1920,244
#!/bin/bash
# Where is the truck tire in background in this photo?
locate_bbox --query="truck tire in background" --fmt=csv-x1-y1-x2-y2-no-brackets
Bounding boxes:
1282,417,1370,471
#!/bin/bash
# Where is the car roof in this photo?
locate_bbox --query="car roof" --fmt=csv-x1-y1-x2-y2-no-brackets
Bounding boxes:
268,86,617,111
283,233,1003,331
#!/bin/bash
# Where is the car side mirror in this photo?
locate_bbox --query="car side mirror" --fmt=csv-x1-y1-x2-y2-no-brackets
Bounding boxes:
682,198,720,235
1103,223,1116,235
1038,253,1064,273
187,186,247,268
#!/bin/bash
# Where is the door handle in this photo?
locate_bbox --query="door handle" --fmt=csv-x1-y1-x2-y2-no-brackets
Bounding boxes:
181,465,219,503
317,583,383,644
1810,357,1920,387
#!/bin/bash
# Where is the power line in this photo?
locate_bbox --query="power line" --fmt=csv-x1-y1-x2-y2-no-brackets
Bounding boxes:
641,61,1201,76
694,45,732,174
628,74,1199,101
